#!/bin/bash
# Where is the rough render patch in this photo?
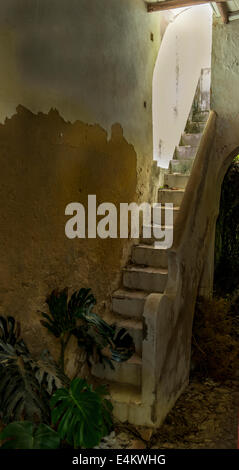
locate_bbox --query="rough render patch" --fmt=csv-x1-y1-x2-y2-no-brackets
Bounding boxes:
0,105,137,374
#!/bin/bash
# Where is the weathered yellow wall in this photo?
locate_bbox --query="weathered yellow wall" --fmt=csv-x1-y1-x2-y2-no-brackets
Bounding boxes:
0,1,162,368
0,107,137,364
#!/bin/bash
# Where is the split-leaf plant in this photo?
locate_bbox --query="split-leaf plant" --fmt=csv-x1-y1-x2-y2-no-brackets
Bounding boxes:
0,286,134,448
0,421,60,449
0,316,68,425
50,378,113,449
40,288,135,373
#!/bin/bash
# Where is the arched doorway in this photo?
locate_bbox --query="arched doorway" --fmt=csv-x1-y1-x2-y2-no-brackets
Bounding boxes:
214,151,239,296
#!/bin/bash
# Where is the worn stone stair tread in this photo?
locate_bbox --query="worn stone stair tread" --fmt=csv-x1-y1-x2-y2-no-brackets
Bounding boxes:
158,188,185,193
160,204,180,212
113,288,148,301
170,173,189,177
192,110,209,122
169,158,194,174
164,173,190,190
182,132,203,137
112,288,148,318
110,315,143,331
109,382,142,405
175,145,197,159
170,159,193,165
132,244,169,269
124,265,168,275
191,121,206,125
185,121,205,133
135,243,168,251
143,223,173,229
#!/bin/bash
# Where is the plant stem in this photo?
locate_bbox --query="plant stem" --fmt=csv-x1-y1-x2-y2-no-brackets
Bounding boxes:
59,332,72,373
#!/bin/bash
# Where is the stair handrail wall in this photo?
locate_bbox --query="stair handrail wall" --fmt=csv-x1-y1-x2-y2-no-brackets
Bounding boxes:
172,110,217,252
142,109,228,427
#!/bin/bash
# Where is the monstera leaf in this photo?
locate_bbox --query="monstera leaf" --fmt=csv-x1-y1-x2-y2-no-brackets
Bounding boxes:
0,316,21,346
50,378,113,449
40,288,71,338
0,314,70,423
0,341,48,424
31,350,70,395
40,288,135,373
40,288,96,338
68,288,96,318
0,421,60,449
110,327,135,363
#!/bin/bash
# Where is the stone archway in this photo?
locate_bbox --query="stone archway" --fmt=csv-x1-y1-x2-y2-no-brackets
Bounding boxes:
214,149,239,296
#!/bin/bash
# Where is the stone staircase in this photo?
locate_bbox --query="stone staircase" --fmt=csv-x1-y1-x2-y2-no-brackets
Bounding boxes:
92,108,210,425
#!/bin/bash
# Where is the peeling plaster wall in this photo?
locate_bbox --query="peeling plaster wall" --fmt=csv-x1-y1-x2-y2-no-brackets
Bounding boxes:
0,107,138,372
0,0,161,169
153,5,212,168
0,0,162,369
211,18,239,160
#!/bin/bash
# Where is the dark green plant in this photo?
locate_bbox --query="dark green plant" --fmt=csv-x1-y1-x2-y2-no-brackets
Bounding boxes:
0,316,21,346
50,378,113,449
40,288,135,373
0,421,60,449
0,340,48,424
0,316,68,424
31,349,70,395
40,288,96,371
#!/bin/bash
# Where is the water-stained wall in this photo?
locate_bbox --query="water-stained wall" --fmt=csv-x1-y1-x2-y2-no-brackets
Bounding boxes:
0,0,162,368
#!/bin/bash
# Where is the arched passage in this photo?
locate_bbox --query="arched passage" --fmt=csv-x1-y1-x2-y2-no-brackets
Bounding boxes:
214,149,239,296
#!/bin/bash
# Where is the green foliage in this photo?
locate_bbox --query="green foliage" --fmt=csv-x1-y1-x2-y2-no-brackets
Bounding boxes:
40,288,135,373
0,340,48,424
0,316,21,346
50,378,113,449
32,350,70,395
40,288,97,371
40,288,96,338
192,297,238,381
0,316,68,424
0,421,60,449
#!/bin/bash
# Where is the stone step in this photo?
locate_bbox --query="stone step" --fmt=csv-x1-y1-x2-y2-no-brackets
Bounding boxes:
152,204,180,225
181,133,202,147
132,244,168,269
109,382,141,405
109,382,142,424
123,265,168,293
158,188,184,206
185,121,205,134
112,289,147,319
111,316,143,355
169,159,194,175
140,224,173,246
175,145,197,160
109,382,153,426
91,353,142,387
164,173,190,190
192,110,209,122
